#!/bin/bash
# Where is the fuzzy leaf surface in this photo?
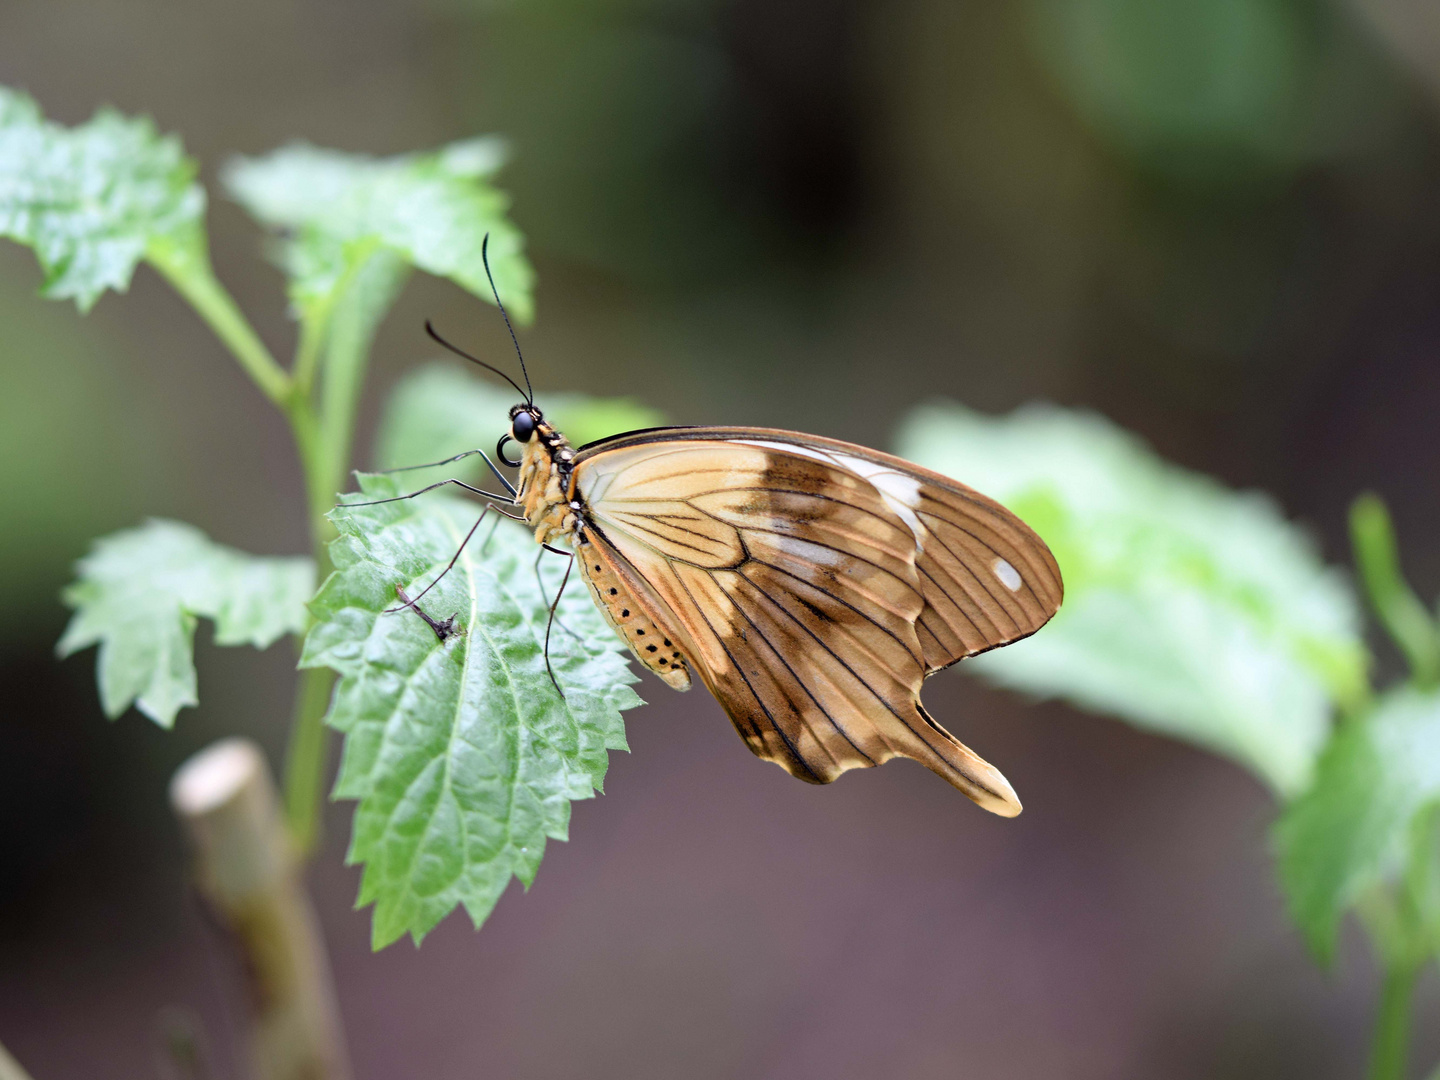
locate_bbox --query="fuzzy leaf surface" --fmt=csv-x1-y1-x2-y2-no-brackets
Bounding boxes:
896,402,1367,796
57,520,314,727
0,86,206,310
222,139,533,321
1276,688,1440,959
303,474,641,948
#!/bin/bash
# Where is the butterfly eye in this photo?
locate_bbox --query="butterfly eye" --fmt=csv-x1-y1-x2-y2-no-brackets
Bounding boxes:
512,411,537,442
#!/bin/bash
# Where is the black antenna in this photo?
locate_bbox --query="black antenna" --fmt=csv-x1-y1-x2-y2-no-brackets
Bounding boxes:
481,233,533,404
424,320,531,404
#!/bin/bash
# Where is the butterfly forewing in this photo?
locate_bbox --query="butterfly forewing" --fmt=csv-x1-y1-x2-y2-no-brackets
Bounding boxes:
572,428,1062,815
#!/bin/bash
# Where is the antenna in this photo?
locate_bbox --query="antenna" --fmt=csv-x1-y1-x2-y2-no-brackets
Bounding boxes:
481,233,533,404
424,320,531,404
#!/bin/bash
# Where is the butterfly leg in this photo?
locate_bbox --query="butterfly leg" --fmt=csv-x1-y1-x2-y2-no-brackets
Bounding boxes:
343,477,525,515
395,585,461,642
385,506,493,616
535,546,582,640
370,448,518,497
541,552,576,699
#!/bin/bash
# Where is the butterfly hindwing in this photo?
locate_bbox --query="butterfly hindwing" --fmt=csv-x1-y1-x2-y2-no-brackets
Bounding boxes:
572,430,1060,815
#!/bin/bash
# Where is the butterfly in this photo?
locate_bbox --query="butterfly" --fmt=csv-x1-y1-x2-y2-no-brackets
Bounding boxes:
356,243,1062,817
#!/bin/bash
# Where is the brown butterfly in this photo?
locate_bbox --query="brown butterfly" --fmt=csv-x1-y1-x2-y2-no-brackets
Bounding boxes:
359,245,1062,817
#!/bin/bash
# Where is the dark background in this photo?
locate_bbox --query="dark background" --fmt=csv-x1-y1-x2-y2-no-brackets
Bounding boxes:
2,0,1439,1076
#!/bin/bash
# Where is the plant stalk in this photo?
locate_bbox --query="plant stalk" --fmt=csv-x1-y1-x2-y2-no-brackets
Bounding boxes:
282,665,336,857
147,239,291,408
1368,959,1419,1080
1350,494,1440,688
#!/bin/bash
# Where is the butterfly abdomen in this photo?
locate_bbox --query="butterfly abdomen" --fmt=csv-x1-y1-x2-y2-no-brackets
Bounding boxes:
575,536,692,691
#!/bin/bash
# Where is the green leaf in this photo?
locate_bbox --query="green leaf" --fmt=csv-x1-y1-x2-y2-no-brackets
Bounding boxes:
57,520,315,728
374,361,665,483
222,138,533,321
895,401,1367,796
302,474,642,948
0,85,206,311
1275,687,1440,959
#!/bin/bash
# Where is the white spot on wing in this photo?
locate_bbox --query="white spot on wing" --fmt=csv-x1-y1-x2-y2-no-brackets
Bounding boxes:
836,454,927,553
993,557,1022,592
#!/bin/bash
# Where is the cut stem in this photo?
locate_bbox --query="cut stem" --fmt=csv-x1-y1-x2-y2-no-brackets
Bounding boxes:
171,739,352,1080
0,1040,36,1080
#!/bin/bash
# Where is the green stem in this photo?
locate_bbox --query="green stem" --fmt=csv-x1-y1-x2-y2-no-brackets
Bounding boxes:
293,302,332,400
316,252,409,503
278,251,407,853
147,237,291,408
1368,960,1419,1080
1350,494,1440,688
283,663,337,856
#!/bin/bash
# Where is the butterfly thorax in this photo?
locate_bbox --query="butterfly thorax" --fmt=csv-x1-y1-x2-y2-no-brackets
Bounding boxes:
510,408,694,691
516,417,581,546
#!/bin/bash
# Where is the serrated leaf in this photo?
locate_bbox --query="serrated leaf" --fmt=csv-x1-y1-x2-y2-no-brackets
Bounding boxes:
221,139,533,321
895,402,1367,796
302,474,642,948
373,361,665,483
1275,688,1440,959
0,86,206,311
57,520,314,727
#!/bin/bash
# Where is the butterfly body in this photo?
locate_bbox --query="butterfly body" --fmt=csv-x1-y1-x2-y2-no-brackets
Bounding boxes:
513,411,695,690
505,404,1063,817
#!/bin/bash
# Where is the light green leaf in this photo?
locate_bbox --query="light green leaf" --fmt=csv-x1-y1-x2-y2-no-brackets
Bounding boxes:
0,85,206,311
896,401,1367,796
302,474,642,948
1275,687,1440,959
57,520,315,727
374,361,665,484
222,138,532,321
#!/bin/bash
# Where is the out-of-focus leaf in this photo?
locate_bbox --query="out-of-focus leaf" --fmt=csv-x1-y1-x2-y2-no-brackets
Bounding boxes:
222,139,533,322
374,361,665,485
303,474,641,948
896,402,1366,796
57,520,314,727
0,86,206,311
1275,687,1440,959
1027,0,1399,184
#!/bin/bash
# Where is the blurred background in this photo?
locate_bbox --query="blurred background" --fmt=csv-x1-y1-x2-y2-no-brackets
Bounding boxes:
2,0,1439,1076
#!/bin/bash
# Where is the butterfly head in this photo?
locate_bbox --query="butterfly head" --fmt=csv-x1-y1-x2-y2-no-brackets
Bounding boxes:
501,401,572,476
509,402,541,444
507,402,567,453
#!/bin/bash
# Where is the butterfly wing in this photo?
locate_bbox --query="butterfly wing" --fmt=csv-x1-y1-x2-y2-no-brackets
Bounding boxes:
571,428,1062,815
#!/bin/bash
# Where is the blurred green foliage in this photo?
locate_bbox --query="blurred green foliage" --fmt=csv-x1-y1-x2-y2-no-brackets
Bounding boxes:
897,401,1367,795
1277,686,1440,959
0,278,163,630
376,361,667,485
897,400,1440,1074
1027,0,1401,183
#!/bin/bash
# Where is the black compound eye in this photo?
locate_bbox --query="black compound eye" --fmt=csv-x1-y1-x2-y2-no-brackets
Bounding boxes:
512,411,536,442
